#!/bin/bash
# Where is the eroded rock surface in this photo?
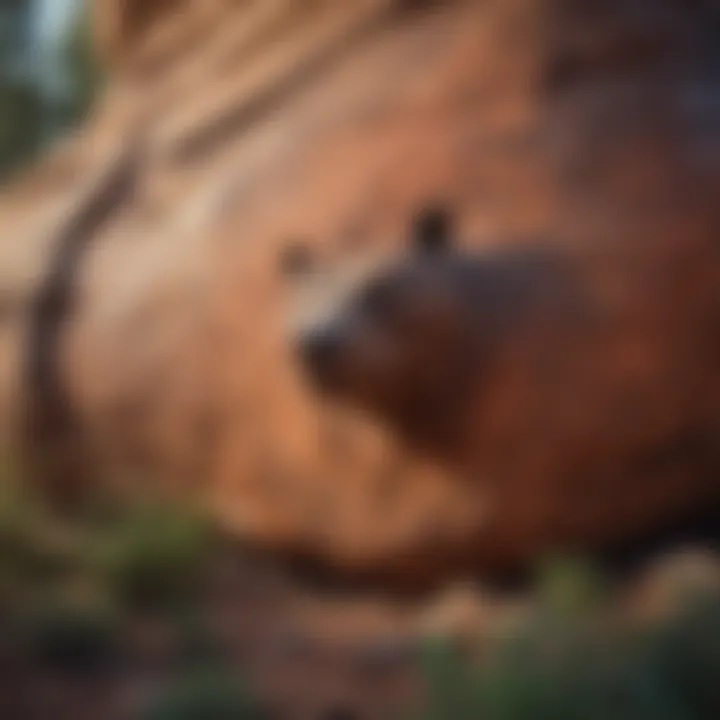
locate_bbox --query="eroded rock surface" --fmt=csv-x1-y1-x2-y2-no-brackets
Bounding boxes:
0,0,718,583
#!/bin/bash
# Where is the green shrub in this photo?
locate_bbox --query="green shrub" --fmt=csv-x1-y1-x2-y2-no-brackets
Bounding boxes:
18,596,122,673
0,79,43,179
0,474,77,596
417,573,720,720
91,501,213,611
171,610,227,667
643,593,720,718
140,668,264,720
534,555,607,616
420,637,485,720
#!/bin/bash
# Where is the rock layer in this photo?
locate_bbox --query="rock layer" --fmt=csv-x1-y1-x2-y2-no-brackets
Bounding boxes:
0,0,718,583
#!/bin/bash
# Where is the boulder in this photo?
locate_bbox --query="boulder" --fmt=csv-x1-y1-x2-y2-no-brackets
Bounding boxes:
0,0,718,584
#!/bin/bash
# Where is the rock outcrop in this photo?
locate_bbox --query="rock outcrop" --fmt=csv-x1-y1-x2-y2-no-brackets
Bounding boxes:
0,0,718,584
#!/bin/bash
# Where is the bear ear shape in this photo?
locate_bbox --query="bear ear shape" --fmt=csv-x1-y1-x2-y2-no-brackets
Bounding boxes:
411,205,453,254
278,239,318,280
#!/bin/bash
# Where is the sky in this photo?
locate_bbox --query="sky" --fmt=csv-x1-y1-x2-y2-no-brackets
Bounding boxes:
35,0,78,45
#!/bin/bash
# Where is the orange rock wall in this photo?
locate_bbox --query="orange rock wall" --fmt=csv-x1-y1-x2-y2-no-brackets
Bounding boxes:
0,0,717,583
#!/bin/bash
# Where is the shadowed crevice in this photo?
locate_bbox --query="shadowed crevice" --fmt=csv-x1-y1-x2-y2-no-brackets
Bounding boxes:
23,141,142,507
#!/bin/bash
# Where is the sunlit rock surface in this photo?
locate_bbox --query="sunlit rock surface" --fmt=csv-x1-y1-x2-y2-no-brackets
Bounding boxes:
0,0,717,584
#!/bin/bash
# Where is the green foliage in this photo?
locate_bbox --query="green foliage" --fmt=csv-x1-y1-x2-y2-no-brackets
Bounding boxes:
0,452,215,616
171,609,227,667
417,582,720,720
140,668,264,720
0,468,77,597
534,555,608,616
0,79,43,178
90,501,214,611
420,637,486,720
18,596,122,673
643,593,720,718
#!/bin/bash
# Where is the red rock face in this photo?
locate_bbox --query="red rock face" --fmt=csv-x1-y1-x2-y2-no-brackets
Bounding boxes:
0,0,718,584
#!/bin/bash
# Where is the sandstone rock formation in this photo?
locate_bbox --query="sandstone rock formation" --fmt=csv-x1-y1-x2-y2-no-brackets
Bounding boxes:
0,0,718,584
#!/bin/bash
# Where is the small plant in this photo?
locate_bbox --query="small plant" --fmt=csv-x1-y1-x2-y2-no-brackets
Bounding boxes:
91,501,213,611
420,636,485,720
171,609,227,667
140,668,264,720
18,596,122,674
0,468,78,598
0,79,43,179
643,592,720,718
534,554,607,617
416,574,720,720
